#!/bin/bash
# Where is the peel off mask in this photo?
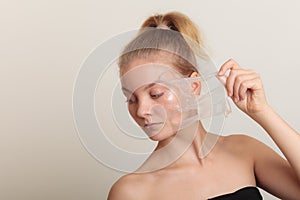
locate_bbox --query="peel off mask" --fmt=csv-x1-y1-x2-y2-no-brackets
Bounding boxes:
121,64,231,134
120,64,184,139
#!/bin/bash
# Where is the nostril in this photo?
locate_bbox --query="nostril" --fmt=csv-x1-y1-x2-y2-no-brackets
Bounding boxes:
136,101,151,118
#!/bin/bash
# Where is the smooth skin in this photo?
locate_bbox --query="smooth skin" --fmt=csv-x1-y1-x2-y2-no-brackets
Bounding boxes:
108,59,300,200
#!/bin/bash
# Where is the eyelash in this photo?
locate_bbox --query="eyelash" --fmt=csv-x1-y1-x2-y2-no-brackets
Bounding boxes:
150,92,164,99
125,98,136,104
125,92,164,104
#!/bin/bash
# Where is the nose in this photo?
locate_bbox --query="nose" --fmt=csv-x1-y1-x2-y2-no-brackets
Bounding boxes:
136,98,152,119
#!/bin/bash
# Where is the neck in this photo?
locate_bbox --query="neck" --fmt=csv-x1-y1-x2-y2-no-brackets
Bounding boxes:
155,122,209,167
136,121,219,173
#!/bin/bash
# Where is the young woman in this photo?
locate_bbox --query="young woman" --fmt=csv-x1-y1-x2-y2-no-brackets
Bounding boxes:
108,12,300,200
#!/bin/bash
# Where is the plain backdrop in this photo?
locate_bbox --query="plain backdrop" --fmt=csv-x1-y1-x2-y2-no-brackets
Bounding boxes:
1,0,300,199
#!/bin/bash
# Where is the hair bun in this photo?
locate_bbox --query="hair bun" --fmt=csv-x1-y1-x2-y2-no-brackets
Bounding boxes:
140,11,202,45
156,24,170,30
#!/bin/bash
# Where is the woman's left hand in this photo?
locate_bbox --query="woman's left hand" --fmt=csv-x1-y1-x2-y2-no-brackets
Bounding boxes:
218,59,269,115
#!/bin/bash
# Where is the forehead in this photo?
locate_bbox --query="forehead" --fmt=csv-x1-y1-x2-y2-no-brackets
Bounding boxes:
120,63,182,93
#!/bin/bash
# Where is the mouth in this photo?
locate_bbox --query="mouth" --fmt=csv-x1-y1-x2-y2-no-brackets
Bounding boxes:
144,122,164,129
142,122,164,137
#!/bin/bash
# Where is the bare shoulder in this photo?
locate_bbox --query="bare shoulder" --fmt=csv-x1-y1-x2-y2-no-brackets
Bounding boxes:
223,134,260,144
220,134,264,155
107,173,148,200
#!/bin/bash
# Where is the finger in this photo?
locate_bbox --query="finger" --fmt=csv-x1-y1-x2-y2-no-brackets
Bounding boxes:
226,69,252,97
233,72,258,101
225,69,238,97
218,59,242,76
238,77,262,101
217,75,227,86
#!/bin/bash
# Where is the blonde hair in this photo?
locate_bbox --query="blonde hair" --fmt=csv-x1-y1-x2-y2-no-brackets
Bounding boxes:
119,11,205,76
141,12,202,45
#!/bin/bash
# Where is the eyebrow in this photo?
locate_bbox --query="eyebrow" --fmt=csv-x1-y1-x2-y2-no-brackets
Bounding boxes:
121,83,156,93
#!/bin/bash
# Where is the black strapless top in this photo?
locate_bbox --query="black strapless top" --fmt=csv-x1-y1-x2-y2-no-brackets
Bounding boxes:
208,186,263,200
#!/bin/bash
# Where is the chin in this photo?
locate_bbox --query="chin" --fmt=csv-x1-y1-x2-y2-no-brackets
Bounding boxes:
148,129,176,142
149,134,163,141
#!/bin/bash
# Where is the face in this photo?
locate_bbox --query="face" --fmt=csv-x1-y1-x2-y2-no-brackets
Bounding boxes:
120,59,185,141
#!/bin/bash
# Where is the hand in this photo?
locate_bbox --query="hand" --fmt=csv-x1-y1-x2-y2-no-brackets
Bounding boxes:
218,59,269,115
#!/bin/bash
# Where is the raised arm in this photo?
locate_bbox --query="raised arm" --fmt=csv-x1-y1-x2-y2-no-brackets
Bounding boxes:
218,59,300,198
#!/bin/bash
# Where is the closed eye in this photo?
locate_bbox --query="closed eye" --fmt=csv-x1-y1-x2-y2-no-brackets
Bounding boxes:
125,95,137,104
150,92,164,99
126,99,136,104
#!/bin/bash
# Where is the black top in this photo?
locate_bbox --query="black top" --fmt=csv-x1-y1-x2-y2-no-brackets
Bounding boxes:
208,186,263,200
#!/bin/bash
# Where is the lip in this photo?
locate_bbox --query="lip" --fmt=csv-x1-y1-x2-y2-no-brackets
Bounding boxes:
144,122,164,128
142,122,164,137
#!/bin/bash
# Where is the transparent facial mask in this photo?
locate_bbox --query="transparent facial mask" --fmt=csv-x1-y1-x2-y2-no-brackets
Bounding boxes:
163,72,232,121
121,64,183,138
73,28,232,173
120,64,231,137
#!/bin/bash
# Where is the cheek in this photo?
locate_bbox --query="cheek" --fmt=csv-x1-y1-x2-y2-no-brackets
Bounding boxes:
164,90,181,110
160,92,182,121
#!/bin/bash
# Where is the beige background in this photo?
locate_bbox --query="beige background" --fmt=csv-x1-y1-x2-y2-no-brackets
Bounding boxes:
1,0,300,199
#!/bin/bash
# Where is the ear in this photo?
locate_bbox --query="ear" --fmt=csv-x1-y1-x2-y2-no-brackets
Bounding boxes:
189,71,201,95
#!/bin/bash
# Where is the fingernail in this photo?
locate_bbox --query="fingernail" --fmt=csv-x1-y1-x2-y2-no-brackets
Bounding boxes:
218,76,226,86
